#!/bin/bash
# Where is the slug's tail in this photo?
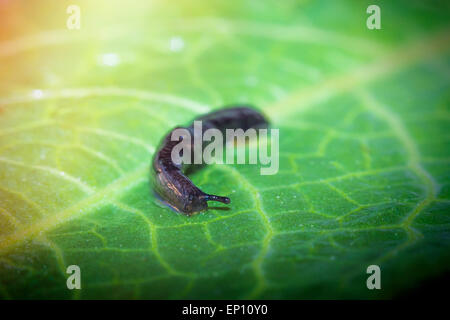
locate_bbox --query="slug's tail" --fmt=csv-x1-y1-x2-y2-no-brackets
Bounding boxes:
203,194,231,204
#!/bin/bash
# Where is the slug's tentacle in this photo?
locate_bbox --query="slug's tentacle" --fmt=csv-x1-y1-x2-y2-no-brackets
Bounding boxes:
203,194,231,204
151,105,268,215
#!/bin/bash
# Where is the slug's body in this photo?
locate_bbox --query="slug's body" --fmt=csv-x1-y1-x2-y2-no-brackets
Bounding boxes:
152,106,268,215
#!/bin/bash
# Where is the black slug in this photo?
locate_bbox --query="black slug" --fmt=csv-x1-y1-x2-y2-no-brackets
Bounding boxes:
151,106,269,216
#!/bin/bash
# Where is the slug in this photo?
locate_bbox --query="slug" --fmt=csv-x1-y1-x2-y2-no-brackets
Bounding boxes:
151,106,269,215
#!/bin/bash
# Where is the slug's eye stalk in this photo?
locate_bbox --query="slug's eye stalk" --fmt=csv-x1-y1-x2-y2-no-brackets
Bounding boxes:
182,193,230,215
203,194,230,204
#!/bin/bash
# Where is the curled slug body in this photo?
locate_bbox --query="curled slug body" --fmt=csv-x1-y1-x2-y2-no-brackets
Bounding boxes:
152,106,269,215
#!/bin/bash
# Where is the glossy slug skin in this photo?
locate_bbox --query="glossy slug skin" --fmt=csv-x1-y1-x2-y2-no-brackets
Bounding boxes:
151,106,269,215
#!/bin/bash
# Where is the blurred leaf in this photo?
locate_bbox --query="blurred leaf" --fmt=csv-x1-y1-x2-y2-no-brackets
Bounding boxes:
0,0,449,299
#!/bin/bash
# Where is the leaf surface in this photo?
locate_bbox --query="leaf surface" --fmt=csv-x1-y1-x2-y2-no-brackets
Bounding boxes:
0,0,449,299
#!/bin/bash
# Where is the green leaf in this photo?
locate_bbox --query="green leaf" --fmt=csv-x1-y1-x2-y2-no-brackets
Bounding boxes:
0,0,449,299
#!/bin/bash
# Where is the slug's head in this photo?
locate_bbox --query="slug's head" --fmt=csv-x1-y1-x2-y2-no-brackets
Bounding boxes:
183,193,230,215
